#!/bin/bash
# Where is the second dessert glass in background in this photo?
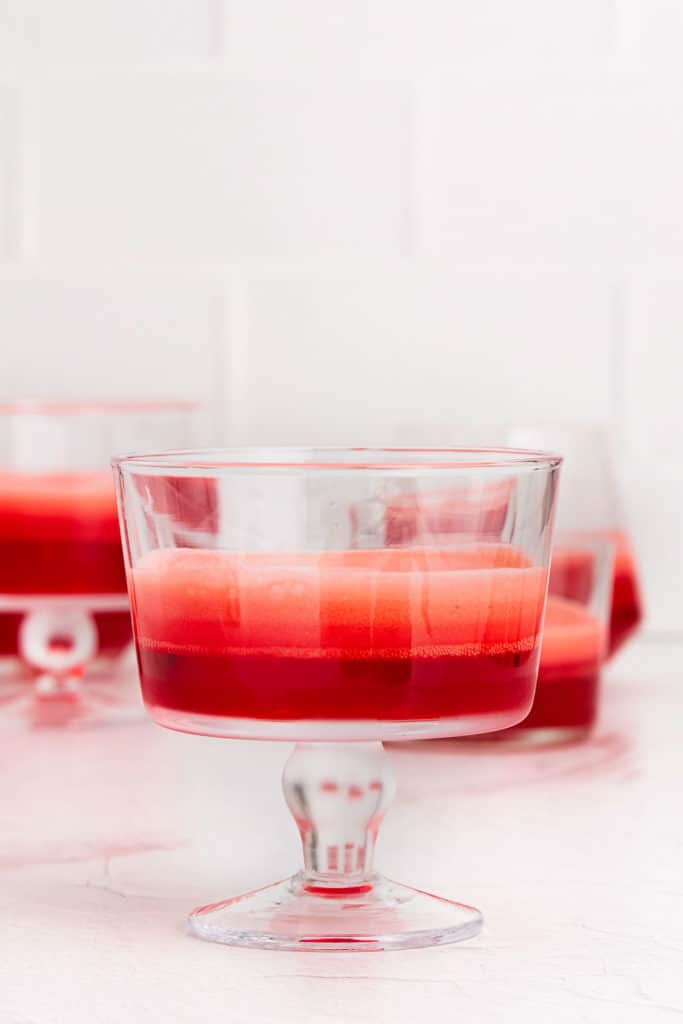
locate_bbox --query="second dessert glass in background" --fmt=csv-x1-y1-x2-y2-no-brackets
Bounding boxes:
492,532,613,742
393,420,643,741
0,401,202,729
504,423,643,660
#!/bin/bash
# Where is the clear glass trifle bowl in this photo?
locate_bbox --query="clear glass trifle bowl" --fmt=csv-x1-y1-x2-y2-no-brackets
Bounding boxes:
114,447,561,951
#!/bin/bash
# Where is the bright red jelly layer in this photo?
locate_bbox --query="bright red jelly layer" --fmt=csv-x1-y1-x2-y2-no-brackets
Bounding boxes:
0,471,131,657
512,596,604,731
132,546,546,727
548,531,642,658
609,536,643,657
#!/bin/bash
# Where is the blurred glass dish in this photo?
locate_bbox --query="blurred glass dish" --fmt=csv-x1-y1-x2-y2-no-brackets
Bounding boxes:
0,401,202,729
504,423,643,659
383,478,514,547
489,532,613,742
391,421,643,744
394,420,643,659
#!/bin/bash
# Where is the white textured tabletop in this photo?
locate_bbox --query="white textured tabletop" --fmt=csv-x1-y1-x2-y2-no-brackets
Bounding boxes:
0,640,681,1023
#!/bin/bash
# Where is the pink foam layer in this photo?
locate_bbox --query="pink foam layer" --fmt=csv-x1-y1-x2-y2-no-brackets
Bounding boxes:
541,596,604,667
0,470,119,540
132,546,547,658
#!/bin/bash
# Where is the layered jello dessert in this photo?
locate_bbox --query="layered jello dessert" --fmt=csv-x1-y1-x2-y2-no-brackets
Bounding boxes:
0,401,200,726
114,446,561,951
549,532,641,658
131,544,548,738
0,470,130,660
493,536,612,739
512,595,604,733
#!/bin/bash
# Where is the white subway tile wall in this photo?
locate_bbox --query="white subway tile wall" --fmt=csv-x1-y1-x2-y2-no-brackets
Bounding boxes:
39,77,410,263
225,1,610,70
240,271,614,444
0,85,18,258
0,1,218,61
0,275,225,405
0,1,679,632
427,79,622,267
617,0,683,61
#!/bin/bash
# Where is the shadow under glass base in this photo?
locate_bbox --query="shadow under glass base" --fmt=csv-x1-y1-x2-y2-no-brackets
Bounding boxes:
0,662,143,731
189,873,482,952
464,724,593,748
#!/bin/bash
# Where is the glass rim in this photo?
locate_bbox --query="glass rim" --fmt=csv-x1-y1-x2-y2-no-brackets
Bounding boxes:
112,445,563,472
0,400,200,417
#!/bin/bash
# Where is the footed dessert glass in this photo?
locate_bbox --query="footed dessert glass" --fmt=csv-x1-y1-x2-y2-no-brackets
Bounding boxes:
114,447,561,951
0,401,200,727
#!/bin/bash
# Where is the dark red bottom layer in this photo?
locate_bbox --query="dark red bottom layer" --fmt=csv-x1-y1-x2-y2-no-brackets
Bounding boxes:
610,569,643,655
0,538,126,595
608,581,642,658
136,645,539,723
510,661,599,731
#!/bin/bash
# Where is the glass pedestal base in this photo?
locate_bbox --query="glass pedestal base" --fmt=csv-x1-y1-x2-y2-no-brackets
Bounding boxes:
189,873,482,951
0,596,140,730
184,742,484,952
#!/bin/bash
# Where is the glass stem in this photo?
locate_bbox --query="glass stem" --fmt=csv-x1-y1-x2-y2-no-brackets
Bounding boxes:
18,608,97,700
282,742,396,892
